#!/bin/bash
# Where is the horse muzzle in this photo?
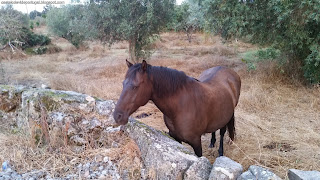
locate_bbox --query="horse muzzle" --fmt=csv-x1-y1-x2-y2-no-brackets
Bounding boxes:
113,111,129,125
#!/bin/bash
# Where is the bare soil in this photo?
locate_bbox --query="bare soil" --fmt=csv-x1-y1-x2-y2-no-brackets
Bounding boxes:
1,30,319,178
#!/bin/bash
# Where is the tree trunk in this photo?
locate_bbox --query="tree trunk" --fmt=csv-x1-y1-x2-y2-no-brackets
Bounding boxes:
128,39,137,63
185,26,193,43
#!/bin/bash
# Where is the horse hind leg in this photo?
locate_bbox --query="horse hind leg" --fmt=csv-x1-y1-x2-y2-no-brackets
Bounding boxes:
209,131,216,148
218,113,236,156
227,113,235,141
218,126,227,156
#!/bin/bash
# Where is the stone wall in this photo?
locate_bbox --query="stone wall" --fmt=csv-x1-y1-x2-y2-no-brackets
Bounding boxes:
1,85,319,180
0,85,115,148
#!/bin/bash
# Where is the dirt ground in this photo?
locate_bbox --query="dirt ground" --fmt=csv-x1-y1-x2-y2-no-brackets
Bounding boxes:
1,29,319,178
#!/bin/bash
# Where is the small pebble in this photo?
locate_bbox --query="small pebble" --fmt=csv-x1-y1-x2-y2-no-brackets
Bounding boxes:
77,163,83,169
103,157,109,163
98,175,106,179
2,162,9,171
99,166,104,171
84,162,91,169
111,142,119,148
84,170,90,177
5,168,12,174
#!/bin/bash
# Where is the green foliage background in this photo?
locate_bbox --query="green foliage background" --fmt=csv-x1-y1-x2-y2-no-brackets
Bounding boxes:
46,0,175,62
0,6,50,51
2,0,319,83
46,5,85,48
203,0,320,84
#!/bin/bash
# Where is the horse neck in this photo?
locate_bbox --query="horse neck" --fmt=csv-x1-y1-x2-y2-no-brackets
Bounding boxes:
151,93,177,118
149,72,199,118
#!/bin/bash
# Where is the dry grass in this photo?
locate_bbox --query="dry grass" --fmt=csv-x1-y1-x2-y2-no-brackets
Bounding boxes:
1,30,320,178
227,62,319,177
0,123,141,178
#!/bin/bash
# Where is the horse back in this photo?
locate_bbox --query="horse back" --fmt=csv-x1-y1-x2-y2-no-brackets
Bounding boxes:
199,66,241,107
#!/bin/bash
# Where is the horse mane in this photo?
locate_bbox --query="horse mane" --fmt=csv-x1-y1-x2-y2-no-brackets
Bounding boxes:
149,66,188,98
126,63,189,98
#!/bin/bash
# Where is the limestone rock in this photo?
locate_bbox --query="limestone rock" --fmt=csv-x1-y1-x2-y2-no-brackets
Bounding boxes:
184,156,212,180
238,165,281,180
123,118,198,180
237,170,256,180
0,85,26,128
288,169,320,180
209,156,243,180
0,85,117,149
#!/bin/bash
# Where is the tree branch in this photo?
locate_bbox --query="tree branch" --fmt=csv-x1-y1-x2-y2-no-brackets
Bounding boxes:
8,40,27,56
0,44,7,51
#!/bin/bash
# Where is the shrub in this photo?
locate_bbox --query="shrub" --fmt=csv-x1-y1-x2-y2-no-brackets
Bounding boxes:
33,46,48,54
25,47,48,55
46,5,85,48
303,45,320,84
0,6,50,53
240,48,281,72
30,21,34,30
34,16,46,26
257,48,281,61
19,27,51,49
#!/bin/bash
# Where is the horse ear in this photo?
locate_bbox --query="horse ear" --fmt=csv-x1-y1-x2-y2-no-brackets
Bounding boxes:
142,60,147,71
126,59,133,68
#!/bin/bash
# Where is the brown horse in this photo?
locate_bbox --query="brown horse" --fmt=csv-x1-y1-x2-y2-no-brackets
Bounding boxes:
114,60,241,157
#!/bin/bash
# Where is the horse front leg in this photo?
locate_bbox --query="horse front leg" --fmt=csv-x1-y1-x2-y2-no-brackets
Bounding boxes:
188,136,202,157
169,131,182,144
163,114,182,143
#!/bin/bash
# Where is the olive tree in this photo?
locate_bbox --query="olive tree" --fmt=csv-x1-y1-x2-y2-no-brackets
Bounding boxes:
82,0,175,62
0,5,29,51
203,0,320,84
47,5,85,48
173,1,205,42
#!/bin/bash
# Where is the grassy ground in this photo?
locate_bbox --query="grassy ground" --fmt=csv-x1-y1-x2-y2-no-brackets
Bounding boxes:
0,29,319,178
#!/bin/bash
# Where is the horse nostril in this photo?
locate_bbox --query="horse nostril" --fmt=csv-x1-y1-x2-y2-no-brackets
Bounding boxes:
116,113,123,121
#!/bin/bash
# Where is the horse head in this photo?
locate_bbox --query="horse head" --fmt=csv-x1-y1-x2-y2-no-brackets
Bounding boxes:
113,60,152,125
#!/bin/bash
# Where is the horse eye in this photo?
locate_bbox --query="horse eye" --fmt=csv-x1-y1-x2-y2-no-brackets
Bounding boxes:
132,86,138,90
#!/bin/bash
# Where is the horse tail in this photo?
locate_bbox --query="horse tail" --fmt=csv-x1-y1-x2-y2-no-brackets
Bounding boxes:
227,113,235,141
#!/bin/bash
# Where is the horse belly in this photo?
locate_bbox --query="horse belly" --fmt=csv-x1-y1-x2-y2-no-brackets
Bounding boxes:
204,91,235,133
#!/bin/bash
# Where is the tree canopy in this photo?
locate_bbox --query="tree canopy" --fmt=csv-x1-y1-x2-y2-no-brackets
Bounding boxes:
0,5,29,46
47,0,175,62
87,0,175,62
169,1,205,42
203,0,320,84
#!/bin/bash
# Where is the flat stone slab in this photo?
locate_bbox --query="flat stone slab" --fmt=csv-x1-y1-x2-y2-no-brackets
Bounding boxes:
209,156,243,180
288,169,320,180
238,165,281,180
184,156,212,180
